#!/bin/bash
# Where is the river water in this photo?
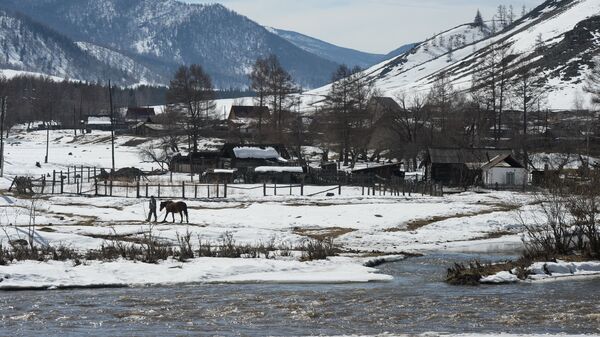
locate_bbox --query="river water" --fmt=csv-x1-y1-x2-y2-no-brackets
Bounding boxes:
1,253,600,336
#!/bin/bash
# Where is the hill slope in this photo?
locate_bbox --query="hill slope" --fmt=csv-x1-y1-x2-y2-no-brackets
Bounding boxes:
310,0,600,110
0,9,135,83
0,0,340,88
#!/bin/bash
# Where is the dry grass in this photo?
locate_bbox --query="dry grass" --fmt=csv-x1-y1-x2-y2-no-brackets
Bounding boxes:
293,227,356,240
386,203,521,232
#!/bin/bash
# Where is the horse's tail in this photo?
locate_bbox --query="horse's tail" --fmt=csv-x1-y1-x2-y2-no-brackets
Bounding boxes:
183,203,189,221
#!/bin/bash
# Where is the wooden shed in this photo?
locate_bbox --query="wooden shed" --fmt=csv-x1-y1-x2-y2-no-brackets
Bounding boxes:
422,148,513,186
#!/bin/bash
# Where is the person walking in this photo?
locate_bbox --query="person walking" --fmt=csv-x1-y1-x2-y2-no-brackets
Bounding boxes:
147,195,157,222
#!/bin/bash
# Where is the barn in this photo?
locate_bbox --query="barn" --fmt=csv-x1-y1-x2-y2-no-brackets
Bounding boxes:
422,148,513,186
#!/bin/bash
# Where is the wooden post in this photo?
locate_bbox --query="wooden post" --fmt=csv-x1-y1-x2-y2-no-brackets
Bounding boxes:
338,184,341,195
94,167,97,179
110,180,113,196
80,165,83,183
207,185,210,199
67,167,70,184
194,185,198,199
263,183,266,196
94,178,98,196
182,181,186,199
216,183,220,198
224,183,228,198
52,170,56,194
104,180,107,196
87,167,90,182
41,176,46,194
158,183,161,198
145,183,148,198
136,180,140,198
60,174,64,194
274,183,277,196
362,184,365,196
301,183,304,196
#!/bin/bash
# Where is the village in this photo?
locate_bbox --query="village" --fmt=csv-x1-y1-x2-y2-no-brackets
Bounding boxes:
0,84,599,290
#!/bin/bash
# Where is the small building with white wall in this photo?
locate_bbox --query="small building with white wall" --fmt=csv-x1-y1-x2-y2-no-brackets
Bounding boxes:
481,154,528,187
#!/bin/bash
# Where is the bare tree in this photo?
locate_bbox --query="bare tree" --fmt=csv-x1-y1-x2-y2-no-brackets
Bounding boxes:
166,65,216,153
323,65,374,167
512,66,546,169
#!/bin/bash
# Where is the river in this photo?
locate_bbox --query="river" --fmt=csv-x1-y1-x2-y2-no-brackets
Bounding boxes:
1,253,599,336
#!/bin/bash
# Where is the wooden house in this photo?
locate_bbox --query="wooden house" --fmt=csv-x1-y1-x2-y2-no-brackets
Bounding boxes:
351,163,404,180
253,166,306,184
169,151,222,174
130,122,172,137
227,106,270,135
422,148,513,186
126,107,156,122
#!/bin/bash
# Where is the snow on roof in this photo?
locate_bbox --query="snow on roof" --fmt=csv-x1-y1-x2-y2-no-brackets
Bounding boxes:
87,117,112,125
254,166,304,173
233,146,280,159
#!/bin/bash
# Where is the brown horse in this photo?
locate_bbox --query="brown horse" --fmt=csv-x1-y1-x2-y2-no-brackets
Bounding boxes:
160,201,189,223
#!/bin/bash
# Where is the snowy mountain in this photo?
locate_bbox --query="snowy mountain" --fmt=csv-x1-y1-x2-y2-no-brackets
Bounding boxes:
0,0,340,88
310,0,600,110
268,28,384,69
0,9,135,83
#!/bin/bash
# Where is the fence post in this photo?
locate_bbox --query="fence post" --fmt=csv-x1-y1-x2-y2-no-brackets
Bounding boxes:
67,167,70,184
110,180,113,196
182,181,185,199
145,183,148,198
94,167,97,179
274,183,277,196
338,184,341,195
158,183,161,198
87,167,90,182
104,180,107,196
60,173,64,194
207,185,210,199
301,183,304,196
224,183,228,198
41,176,46,194
194,185,198,199
52,170,56,194
362,184,365,196
136,180,140,198
263,183,266,196
80,165,84,183
94,178,98,196
289,184,292,196
217,183,220,198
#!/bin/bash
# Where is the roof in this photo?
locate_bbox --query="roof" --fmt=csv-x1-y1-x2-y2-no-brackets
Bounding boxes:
229,106,270,119
351,162,402,173
126,107,155,119
255,166,304,173
87,116,112,125
426,148,513,165
221,143,290,160
481,154,525,171
369,97,401,112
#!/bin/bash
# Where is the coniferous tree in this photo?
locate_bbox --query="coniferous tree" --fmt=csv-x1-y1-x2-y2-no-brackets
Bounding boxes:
474,10,485,27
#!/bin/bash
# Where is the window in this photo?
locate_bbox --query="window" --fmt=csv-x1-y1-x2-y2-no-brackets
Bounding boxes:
506,172,515,185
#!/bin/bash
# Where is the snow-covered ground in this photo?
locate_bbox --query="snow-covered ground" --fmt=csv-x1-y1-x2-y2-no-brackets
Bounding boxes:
481,260,600,284
0,130,542,289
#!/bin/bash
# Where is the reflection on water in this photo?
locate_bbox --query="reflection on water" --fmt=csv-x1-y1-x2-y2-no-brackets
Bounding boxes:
1,253,599,336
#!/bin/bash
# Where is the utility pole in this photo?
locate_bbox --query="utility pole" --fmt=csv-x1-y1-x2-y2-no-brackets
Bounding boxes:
109,80,116,173
45,104,51,164
0,96,6,177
